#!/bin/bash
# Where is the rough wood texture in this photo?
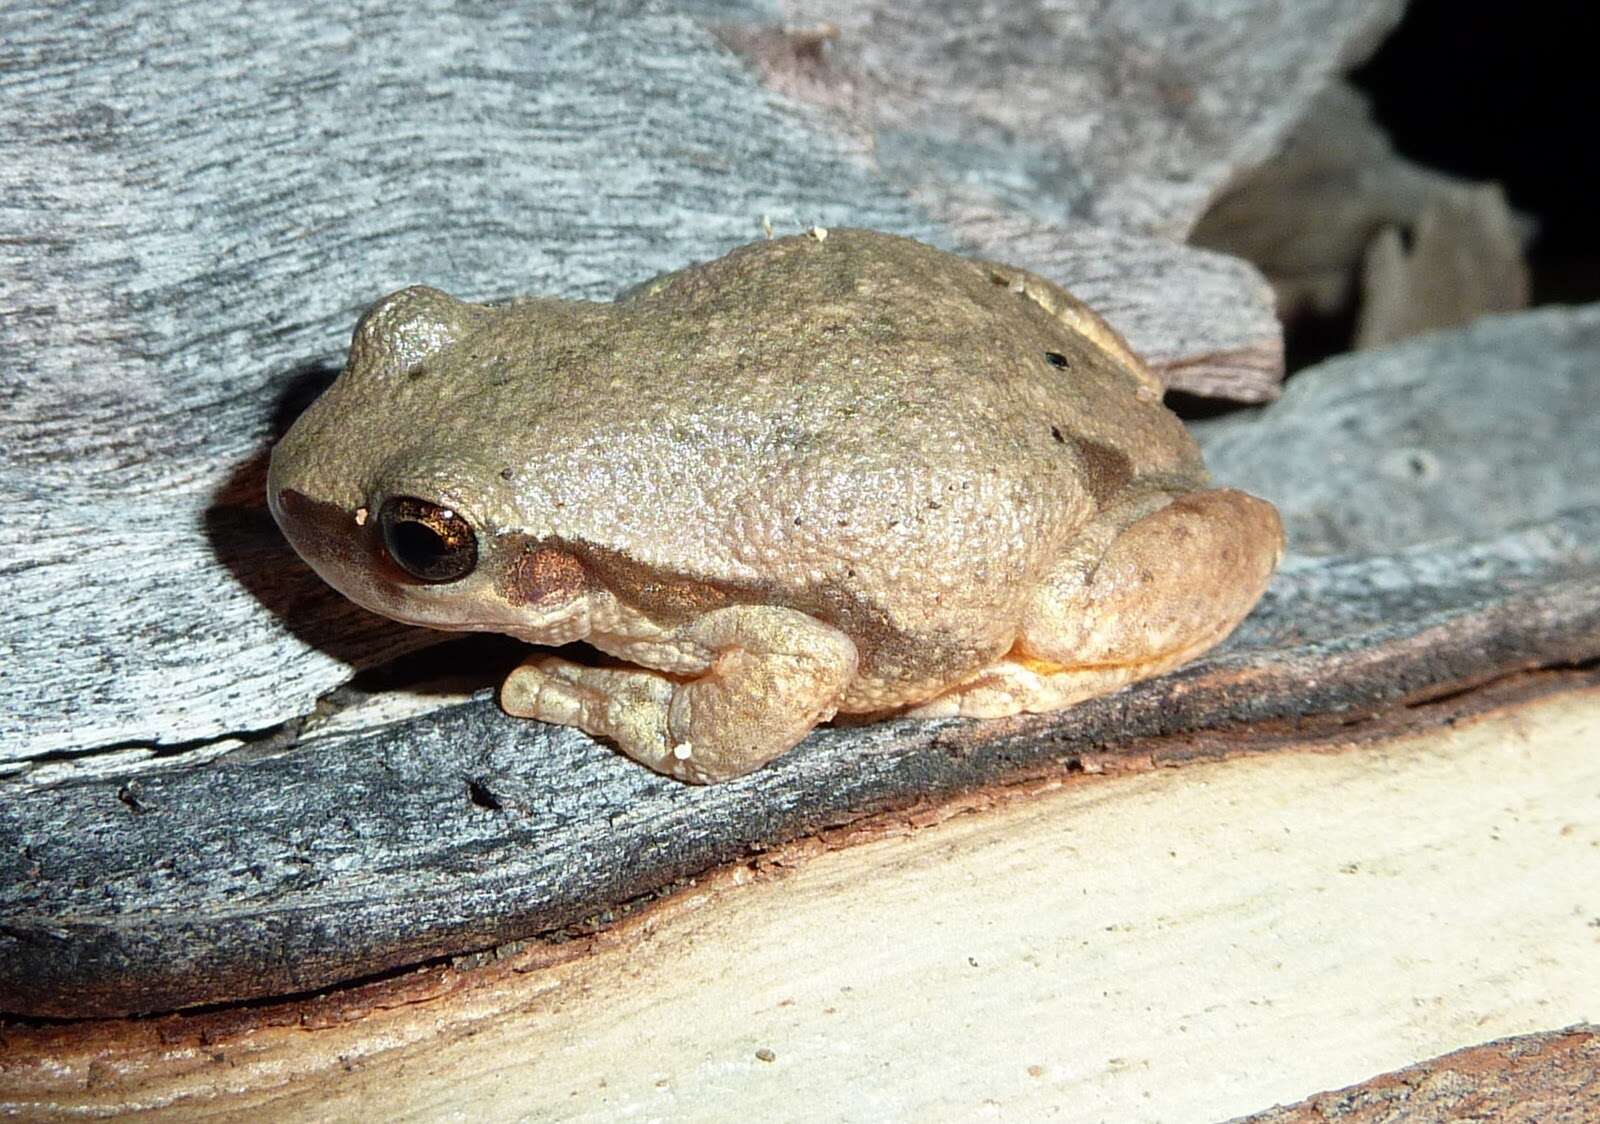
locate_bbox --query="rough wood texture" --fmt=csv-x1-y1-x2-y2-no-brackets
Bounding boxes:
1237,1025,1600,1124
765,0,1404,240
5,506,1598,1018
0,0,1356,762
1199,305,1600,555
4,693,1597,1120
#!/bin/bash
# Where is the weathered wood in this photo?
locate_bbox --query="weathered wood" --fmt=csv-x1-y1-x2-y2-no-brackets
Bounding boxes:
4,507,1598,1018
1355,186,1530,348
1199,305,1600,556
1237,1025,1600,1123
4,692,1597,1120
756,0,1404,240
1,0,1317,761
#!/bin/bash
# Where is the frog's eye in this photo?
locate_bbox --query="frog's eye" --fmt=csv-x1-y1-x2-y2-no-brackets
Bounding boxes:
378,496,478,583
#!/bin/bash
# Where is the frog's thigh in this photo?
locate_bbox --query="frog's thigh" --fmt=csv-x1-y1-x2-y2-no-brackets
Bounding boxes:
908,489,1282,719
501,606,858,784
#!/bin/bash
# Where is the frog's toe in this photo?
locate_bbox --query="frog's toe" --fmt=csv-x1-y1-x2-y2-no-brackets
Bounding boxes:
501,658,583,725
502,655,676,762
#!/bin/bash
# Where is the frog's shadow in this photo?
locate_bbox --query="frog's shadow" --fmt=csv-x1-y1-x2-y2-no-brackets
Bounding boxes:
202,359,516,691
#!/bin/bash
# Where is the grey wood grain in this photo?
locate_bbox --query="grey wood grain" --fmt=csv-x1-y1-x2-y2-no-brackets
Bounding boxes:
771,0,1404,240
2,0,1305,760
1200,305,1600,555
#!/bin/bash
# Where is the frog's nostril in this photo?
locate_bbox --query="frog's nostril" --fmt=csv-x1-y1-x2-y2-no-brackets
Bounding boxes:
378,496,479,583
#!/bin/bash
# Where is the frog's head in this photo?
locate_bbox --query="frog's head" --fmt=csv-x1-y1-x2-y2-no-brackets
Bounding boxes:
267,286,595,645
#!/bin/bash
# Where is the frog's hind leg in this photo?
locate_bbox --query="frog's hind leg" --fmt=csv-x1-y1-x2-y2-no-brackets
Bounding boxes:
905,488,1282,719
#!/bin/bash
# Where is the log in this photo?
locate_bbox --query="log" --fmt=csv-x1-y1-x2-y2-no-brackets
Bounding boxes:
1199,305,1600,556
4,689,1597,1119
746,0,1404,240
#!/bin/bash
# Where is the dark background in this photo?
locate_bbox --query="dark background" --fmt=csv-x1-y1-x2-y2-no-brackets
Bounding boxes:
1354,0,1598,303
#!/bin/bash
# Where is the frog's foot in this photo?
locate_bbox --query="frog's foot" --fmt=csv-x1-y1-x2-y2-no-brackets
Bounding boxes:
501,606,858,784
906,488,1282,719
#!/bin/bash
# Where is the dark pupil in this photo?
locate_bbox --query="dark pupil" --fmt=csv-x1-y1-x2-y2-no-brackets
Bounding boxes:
390,520,450,571
379,497,477,583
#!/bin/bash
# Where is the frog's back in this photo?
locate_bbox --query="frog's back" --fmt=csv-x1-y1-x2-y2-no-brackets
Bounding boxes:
533,233,1198,543
466,231,1206,689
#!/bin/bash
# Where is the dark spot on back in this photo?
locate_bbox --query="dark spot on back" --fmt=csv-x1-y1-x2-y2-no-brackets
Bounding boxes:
1073,438,1134,508
1044,351,1070,369
1050,425,1065,443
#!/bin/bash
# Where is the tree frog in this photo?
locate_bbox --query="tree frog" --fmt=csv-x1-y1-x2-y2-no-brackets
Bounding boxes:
269,230,1282,783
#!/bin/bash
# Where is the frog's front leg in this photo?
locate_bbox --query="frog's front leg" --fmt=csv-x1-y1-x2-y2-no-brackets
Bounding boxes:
501,606,858,783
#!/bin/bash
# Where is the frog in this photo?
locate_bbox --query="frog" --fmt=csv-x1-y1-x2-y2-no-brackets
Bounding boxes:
268,229,1283,784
